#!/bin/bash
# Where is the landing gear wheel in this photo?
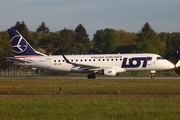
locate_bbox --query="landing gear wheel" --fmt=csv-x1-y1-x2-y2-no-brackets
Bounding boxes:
150,71,156,79
150,73,155,79
87,74,96,79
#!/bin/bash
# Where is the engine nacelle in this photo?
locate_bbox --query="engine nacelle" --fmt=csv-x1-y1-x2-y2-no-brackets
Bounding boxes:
99,68,117,76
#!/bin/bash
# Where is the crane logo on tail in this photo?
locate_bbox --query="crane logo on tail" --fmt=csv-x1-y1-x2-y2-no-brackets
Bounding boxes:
11,35,28,53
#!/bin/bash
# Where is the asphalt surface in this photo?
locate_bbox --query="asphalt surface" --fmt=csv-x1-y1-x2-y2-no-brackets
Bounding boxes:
0,76,180,80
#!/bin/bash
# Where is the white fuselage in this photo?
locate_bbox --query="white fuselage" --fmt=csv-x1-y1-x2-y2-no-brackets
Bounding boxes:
16,53,175,74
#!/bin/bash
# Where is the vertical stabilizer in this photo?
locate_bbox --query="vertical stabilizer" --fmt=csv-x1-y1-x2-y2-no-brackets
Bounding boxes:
7,29,46,57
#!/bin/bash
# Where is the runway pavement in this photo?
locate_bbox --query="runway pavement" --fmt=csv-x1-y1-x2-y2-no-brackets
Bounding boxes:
0,76,180,80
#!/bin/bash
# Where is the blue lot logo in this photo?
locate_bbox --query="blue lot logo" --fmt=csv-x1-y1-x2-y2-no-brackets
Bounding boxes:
122,57,152,68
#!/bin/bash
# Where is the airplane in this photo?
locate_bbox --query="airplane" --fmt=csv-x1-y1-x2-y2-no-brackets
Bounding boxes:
6,29,175,79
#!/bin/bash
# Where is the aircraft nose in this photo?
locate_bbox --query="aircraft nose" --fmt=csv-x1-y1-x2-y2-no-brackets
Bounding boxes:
168,61,175,69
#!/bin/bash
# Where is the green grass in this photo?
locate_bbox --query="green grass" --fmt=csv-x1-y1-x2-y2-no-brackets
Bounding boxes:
0,78,180,120
0,78,180,95
0,96,179,120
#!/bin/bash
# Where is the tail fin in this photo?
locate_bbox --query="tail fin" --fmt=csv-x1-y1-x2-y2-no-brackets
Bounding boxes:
7,29,46,58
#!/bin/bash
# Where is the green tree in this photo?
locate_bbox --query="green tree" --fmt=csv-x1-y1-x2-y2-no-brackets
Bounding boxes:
137,22,157,42
135,22,165,55
113,42,137,53
54,28,76,55
165,32,180,69
117,30,136,45
38,33,52,55
28,32,43,49
75,24,90,52
158,32,168,42
0,31,13,69
168,32,180,53
12,21,29,40
93,28,118,54
36,22,50,34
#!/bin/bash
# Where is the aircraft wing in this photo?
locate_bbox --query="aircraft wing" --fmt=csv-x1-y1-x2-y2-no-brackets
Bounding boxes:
62,55,100,71
6,57,31,63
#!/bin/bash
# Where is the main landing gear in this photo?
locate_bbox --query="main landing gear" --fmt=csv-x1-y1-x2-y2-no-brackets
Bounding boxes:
87,73,96,79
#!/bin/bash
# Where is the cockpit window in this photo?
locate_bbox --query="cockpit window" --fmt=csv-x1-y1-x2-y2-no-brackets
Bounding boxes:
157,57,165,60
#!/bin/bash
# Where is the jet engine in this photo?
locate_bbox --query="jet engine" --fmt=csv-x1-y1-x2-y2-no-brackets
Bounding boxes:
99,68,117,76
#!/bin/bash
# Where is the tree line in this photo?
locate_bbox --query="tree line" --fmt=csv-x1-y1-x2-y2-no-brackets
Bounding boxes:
0,21,180,73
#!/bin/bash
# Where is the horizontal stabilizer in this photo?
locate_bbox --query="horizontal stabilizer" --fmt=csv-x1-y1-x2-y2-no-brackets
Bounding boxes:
6,57,31,63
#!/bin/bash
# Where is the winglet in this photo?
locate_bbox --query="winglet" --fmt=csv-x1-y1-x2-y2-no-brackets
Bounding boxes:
62,55,71,64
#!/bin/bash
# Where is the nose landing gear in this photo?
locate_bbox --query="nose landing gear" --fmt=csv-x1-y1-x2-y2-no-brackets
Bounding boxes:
150,70,156,79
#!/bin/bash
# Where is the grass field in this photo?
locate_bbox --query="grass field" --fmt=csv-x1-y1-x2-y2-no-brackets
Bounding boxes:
0,78,180,120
